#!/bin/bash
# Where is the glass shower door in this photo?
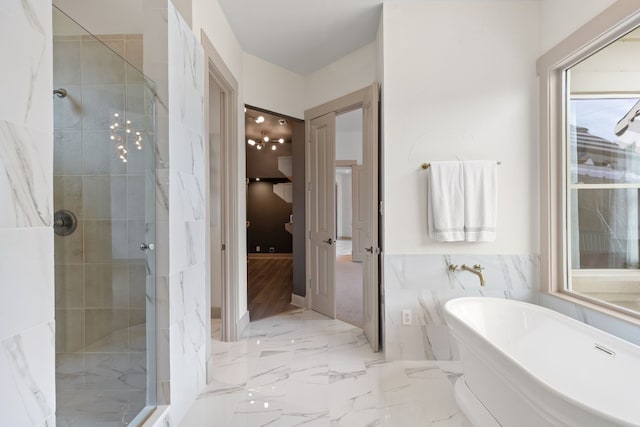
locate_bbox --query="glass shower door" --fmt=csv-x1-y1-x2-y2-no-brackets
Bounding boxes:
53,6,156,426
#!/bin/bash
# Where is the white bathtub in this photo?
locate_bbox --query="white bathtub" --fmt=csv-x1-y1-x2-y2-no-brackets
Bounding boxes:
444,297,640,427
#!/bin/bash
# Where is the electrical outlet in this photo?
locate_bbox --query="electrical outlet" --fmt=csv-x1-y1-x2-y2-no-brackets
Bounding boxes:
269,247,275,253
256,245,261,252
401,309,412,325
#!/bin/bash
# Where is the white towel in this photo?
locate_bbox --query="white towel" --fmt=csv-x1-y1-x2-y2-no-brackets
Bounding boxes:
463,160,497,242
427,161,465,242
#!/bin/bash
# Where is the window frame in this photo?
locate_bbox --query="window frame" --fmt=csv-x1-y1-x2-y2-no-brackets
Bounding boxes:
537,0,640,324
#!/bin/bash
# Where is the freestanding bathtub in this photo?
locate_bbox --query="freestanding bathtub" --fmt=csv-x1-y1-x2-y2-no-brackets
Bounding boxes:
444,297,640,427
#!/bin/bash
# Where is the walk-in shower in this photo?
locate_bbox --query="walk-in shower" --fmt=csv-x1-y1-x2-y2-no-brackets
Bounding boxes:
53,6,157,426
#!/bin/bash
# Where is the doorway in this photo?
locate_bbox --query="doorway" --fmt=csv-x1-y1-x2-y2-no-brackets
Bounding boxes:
306,83,380,351
335,109,364,327
202,32,239,357
245,106,305,321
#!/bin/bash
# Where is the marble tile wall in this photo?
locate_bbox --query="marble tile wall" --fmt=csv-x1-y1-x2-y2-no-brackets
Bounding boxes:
143,1,207,424
166,4,207,423
53,31,152,426
384,254,539,360
0,0,55,426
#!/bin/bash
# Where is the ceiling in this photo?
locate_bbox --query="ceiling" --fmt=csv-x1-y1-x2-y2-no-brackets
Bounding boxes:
218,0,384,75
217,0,540,76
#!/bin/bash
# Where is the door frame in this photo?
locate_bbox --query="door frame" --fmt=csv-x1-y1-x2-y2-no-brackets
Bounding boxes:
202,31,240,357
304,83,380,348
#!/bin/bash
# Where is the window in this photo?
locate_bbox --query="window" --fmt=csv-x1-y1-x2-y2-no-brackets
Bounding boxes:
538,3,640,321
565,28,640,315
566,96,640,313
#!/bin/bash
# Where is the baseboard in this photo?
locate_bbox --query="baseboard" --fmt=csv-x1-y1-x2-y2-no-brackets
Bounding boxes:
291,293,307,308
237,310,250,337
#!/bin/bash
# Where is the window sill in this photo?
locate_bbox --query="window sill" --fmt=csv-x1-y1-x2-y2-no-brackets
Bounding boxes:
544,290,640,327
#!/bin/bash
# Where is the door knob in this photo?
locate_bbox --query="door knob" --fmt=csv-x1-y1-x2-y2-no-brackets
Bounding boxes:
140,243,155,251
323,238,334,245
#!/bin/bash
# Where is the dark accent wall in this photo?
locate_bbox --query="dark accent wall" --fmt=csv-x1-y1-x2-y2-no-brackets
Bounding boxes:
292,121,306,297
246,181,292,253
245,131,293,254
246,141,292,178
247,181,293,253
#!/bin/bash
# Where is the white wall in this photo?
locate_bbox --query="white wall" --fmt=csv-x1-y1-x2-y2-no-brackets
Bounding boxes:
242,41,376,117
0,1,55,426
539,0,617,54
243,53,306,119
192,0,242,78
382,1,540,255
305,42,377,111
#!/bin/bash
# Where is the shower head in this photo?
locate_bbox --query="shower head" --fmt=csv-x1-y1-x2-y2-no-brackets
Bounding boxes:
53,88,67,98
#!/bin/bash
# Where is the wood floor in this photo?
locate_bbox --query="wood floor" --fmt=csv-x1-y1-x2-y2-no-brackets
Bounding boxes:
247,256,298,321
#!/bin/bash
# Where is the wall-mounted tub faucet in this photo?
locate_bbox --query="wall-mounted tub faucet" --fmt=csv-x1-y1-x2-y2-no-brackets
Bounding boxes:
461,264,486,287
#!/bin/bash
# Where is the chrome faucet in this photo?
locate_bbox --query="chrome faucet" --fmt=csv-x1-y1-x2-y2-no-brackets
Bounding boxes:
461,264,486,287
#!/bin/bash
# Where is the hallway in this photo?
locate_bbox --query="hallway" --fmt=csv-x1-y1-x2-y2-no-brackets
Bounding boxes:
181,310,471,426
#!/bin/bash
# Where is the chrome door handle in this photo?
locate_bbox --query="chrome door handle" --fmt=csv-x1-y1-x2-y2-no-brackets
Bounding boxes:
140,242,155,251
323,238,334,245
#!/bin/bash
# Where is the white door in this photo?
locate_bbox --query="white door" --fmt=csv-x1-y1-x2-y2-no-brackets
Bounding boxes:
351,164,365,263
305,83,379,351
361,86,379,351
309,112,336,318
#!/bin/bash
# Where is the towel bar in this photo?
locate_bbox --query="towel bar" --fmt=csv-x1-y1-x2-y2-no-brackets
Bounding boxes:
421,161,501,170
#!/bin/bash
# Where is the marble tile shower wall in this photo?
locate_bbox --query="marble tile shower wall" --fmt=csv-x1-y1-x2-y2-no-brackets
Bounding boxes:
142,1,207,424
0,1,55,426
53,34,149,409
384,254,539,360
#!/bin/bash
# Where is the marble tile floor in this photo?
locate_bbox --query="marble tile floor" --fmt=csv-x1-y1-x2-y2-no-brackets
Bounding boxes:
56,322,148,427
183,309,471,426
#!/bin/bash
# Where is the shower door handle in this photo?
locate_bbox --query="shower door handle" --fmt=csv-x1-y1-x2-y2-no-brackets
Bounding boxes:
140,242,155,251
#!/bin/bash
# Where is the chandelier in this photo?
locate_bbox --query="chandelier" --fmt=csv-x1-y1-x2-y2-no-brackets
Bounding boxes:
247,130,285,151
109,112,143,163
